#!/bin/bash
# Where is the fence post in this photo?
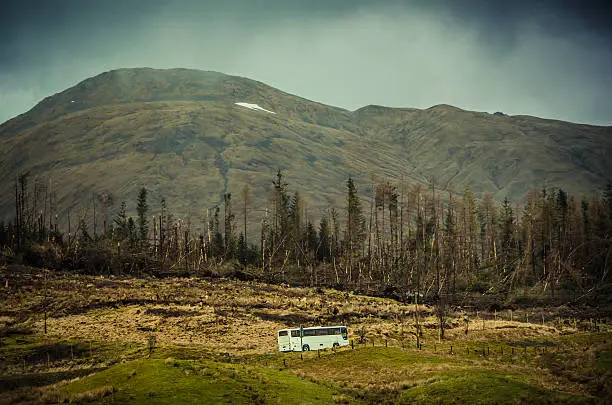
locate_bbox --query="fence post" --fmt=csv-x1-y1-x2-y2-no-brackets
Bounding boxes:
351,339,354,350
385,339,388,347
317,349,320,358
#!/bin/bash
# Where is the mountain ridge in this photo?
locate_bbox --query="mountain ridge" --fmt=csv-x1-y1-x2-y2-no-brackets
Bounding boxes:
1,67,610,232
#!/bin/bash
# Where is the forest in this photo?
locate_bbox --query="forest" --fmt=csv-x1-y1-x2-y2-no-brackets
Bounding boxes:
2,170,612,404
1,170,611,309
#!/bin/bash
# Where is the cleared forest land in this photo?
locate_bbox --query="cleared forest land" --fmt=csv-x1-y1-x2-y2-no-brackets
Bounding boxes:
1,265,610,404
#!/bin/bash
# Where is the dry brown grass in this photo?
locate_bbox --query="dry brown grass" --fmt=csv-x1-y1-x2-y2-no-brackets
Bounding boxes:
39,385,115,404
1,265,574,358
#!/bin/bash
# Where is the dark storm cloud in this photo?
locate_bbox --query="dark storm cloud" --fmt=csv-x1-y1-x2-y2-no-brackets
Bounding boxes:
1,0,611,125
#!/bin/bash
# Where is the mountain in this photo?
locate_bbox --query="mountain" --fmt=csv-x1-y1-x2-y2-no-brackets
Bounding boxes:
1,68,610,233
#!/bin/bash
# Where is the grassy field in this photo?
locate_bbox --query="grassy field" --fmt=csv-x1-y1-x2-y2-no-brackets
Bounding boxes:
1,264,610,404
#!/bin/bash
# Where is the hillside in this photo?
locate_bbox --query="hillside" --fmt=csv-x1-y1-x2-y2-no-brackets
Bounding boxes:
1,265,610,404
0,68,610,231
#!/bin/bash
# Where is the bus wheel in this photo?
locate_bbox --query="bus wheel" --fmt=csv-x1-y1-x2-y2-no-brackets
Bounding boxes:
333,343,339,349
302,344,310,352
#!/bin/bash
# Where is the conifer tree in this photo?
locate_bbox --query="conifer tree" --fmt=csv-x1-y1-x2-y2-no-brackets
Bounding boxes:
211,205,224,258
345,177,366,254
136,188,149,243
318,215,331,262
114,201,128,241
127,217,136,248
237,232,248,265
241,184,250,247
499,197,515,273
271,169,290,254
78,216,91,246
224,193,235,259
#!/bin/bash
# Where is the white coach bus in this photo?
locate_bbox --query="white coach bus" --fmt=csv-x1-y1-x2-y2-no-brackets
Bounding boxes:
277,325,349,352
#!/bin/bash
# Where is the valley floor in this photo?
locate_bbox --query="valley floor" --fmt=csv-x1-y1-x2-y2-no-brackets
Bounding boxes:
0,265,610,404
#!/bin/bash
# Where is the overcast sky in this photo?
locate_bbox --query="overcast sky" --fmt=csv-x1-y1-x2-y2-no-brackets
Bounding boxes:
1,0,611,125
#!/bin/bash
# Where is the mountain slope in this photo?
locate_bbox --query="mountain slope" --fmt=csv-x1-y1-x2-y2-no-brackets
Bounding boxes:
354,104,611,200
0,68,610,233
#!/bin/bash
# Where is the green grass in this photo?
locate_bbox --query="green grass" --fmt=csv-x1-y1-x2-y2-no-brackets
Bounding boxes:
285,346,598,404
399,370,593,405
52,337,608,404
2,333,610,404
53,358,353,405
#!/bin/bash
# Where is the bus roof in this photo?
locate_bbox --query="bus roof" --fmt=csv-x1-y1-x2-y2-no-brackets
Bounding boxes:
278,325,346,331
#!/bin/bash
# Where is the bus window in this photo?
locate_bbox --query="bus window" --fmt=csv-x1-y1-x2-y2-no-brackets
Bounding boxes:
331,328,340,335
279,330,288,336
291,330,299,337
304,329,316,337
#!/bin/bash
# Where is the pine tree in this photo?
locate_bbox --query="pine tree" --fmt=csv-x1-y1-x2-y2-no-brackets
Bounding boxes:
78,216,91,246
346,177,366,254
460,184,479,277
305,221,318,258
224,193,236,259
499,197,515,273
159,197,168,258
136,188,149,243
271,169,290,257
237,232,248,265
241,184,250,247
127,217,137,248
211,205,224,258
114,201,128,241
318,215,331,262
289,191,303,262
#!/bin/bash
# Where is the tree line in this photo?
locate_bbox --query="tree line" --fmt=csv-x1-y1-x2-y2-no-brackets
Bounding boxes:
1,170,611,306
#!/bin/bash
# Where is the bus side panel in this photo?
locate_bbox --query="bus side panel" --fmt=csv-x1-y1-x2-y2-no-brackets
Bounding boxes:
289,335,301,352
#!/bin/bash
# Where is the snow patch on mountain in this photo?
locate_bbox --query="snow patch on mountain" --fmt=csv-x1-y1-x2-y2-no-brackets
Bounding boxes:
235,102,276,114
